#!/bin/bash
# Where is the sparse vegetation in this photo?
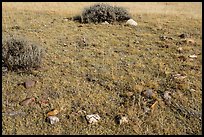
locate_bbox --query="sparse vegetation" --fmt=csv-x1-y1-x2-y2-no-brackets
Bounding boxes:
2,2,202,135
2,36,44,71
81,3,131,23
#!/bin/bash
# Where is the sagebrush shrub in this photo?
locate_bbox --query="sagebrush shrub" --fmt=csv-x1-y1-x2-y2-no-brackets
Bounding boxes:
2,36,44,71
114,6,131,22
81,3,131,23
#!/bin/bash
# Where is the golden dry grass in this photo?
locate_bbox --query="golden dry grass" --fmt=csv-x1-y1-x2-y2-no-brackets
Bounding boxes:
2,2,202,18
2,2,202,135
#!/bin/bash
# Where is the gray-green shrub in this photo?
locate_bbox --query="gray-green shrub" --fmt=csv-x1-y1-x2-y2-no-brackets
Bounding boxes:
2,36,44,71
81,3,131,23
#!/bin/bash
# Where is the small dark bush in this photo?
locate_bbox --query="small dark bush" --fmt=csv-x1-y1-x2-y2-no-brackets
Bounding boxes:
81,3,131,23
114,6,131,22
2,36,44,71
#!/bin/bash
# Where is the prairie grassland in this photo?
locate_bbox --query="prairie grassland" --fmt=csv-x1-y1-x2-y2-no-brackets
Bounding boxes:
2,2,202,135
2,2,202,18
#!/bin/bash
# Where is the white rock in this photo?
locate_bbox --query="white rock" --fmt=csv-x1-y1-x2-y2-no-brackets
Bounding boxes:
173,74,187,80
86,114,100,124
163,91,172,105
164,91,171,101
47,116,59,124
189,54,197,58
101,21,109,25
115,115,129,125
119,116,128,125
126,19,138,26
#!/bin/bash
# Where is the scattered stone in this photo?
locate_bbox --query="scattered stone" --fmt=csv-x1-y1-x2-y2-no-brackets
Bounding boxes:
173,74,187,80
86,114,101,124
39,99,49,105
126,92,134,97
77,110,87,115
183,38,195,44
24,80,36,88
115,114,128,125
163,91,171,105
177,47,183,53
2,67,8,75
20,97,35,106
126,19,138,26
136,41,140,44
101,21,109,25
179,33,189,39
190,89,196,92
63,43,67,46
47,116,59,124
142,89,154,98
77,37,88,47
3,110,26,116
160,35,168,41
64,18,69,22
47,109,59,116
48,91,60,99
189,54,197,58
120,92,134,98
63,17,72,22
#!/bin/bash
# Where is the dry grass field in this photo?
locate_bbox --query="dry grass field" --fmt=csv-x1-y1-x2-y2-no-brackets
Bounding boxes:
2,2,202,135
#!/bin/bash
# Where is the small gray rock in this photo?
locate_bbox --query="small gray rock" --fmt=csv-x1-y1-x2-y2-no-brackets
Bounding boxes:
24,80,36,88
143,89,154,98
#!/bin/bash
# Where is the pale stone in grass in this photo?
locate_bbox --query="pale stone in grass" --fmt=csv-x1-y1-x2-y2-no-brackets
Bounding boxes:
86,114,101,124
47,116,59,124
24,80,36,88
126,19,138,26
101,21,109,25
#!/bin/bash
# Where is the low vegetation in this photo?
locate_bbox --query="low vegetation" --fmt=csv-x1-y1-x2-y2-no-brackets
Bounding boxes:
2,35,44,71
2,2,202,135
81,3,131,23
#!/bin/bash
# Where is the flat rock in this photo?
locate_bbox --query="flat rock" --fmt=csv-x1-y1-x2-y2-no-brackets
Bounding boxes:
24,80,36,88
20,97,35,106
